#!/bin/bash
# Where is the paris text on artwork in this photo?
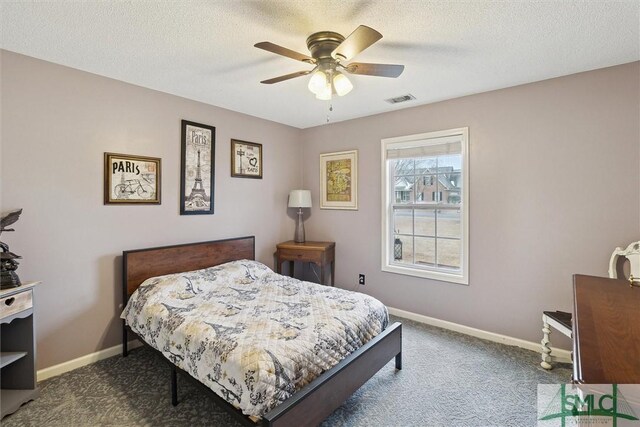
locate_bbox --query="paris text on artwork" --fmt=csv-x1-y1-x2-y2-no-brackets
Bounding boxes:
231,139,262,179
104,153,161,204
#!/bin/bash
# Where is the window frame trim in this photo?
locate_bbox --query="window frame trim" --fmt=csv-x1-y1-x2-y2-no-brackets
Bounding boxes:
380,127,469,285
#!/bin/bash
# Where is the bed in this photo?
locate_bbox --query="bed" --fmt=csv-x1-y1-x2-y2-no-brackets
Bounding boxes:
121,236,402,427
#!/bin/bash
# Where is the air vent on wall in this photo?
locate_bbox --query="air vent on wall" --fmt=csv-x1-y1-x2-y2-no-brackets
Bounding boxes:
385,94,416,104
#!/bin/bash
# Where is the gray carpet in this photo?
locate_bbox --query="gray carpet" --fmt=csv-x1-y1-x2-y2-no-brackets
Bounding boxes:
2,316,571,426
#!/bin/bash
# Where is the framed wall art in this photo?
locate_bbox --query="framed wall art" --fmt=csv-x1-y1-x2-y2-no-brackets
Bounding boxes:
320,149,358,210
231,139,262,179
104,152,161,205
181,120,215,215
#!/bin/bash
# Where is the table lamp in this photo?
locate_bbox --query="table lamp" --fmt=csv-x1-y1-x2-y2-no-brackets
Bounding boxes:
288,190,312,243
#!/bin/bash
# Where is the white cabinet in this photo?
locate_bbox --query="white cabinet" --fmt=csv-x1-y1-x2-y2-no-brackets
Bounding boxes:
1,282,40,418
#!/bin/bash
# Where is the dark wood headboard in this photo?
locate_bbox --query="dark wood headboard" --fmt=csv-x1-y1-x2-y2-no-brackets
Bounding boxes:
122,236,255,300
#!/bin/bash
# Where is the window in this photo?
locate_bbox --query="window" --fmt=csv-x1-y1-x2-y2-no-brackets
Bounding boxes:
381,128,469,284
395,190,410,203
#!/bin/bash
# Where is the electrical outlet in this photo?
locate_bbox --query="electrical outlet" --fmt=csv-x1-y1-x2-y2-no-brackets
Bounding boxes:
358,274,365,285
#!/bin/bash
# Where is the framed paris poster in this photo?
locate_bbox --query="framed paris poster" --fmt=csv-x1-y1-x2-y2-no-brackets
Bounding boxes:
104,152,161,205
180,120,215,215
231,139,262,179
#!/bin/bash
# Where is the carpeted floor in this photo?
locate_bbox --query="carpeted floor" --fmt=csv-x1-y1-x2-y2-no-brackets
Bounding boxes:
2,316,571,426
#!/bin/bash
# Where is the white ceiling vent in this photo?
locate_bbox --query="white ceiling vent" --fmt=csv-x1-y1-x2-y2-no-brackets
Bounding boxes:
385,94,416,104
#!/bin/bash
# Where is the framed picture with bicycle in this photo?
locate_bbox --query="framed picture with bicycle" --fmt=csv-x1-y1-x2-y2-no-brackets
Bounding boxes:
104,152,161,205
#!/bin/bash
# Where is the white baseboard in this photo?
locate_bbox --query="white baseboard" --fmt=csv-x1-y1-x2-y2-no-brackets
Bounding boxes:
37,340,142,382
38,309,570,382
387,307,572,364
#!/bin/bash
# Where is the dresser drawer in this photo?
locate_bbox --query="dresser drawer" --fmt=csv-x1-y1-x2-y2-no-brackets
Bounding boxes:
278,248,321,263
0,290,32,319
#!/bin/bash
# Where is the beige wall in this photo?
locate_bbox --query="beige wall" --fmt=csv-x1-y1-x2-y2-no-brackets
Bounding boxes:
301,62,640,348
2,50,638,369
0,51,303,369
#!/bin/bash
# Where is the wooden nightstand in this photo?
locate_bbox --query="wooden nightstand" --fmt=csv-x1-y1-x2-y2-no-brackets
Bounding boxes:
275,241,335,286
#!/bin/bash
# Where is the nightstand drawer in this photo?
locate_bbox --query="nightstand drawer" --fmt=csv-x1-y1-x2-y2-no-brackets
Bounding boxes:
0,290,32,319
277,248,320,263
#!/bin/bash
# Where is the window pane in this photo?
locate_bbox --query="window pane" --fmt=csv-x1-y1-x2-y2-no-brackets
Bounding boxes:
438,172,461,204
437,209,461,239
438,154,461,172
393,209,413,235
414,209,435,237
394,176,415,203
393,235,413,264
415,175,435,204
447,172,462,189
414,237,435,266
393,159,414,176
437,238,461,269
415,157,437,174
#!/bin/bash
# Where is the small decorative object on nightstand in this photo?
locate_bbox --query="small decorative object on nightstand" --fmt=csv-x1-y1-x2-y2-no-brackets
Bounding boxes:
276,241,335,286
1,209,23,289
1,281,40,418
288,190,312,243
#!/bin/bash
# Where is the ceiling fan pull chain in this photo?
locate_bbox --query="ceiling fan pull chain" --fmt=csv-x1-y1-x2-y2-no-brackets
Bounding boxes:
326,103,333,123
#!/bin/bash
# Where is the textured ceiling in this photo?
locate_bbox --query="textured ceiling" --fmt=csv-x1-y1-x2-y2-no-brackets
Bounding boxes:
1,1,638,129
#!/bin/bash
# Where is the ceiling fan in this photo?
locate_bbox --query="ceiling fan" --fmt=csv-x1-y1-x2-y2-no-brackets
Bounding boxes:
255,25,404,100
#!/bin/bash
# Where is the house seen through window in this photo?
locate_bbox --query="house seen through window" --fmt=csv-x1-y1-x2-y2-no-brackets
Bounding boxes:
381,128,469,284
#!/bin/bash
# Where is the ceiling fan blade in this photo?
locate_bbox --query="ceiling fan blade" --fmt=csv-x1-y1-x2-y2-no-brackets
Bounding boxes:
344,62,404,78
331,25,382,61
254,42,315,63
260,70,312,84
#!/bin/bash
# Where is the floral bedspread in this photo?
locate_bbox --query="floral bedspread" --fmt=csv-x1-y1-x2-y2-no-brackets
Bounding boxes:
121,259,388,417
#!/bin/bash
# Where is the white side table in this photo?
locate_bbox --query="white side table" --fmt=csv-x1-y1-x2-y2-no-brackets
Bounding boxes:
1,281,41,418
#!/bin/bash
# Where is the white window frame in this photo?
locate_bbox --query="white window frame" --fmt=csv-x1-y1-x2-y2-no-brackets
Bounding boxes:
381,128,469,285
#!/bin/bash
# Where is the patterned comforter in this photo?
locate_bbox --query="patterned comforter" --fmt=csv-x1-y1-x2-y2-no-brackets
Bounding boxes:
121,259,389,417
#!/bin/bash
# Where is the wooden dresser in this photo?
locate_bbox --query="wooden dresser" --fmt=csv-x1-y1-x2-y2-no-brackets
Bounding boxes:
1,282,40,418
572,274,640,383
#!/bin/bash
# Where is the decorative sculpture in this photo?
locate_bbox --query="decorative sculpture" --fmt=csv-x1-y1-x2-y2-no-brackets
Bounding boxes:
1,209,23,289
609,241,640,286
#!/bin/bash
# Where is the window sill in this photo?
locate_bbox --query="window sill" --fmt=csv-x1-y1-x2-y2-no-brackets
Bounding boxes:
381,263,468,285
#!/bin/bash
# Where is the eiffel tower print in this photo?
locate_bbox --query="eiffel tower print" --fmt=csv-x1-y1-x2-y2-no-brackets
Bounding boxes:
187,149,209,205
181,120,215,215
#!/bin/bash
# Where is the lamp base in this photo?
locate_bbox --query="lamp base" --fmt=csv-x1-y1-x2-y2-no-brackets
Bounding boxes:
294,208,305,243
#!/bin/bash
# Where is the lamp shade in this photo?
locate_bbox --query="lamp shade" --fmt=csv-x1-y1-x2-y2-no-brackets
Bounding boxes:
308,70,327,95
315,84,332,100
288,190,312,208
333,72,353,96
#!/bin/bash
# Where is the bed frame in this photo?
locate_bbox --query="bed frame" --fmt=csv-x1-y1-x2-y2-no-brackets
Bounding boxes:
122,236,402,427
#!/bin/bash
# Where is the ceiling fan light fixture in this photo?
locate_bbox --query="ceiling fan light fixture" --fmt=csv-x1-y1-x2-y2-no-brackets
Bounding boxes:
333,72,353,96
308,70,328,95
315,84,332,100
257,25,403,101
